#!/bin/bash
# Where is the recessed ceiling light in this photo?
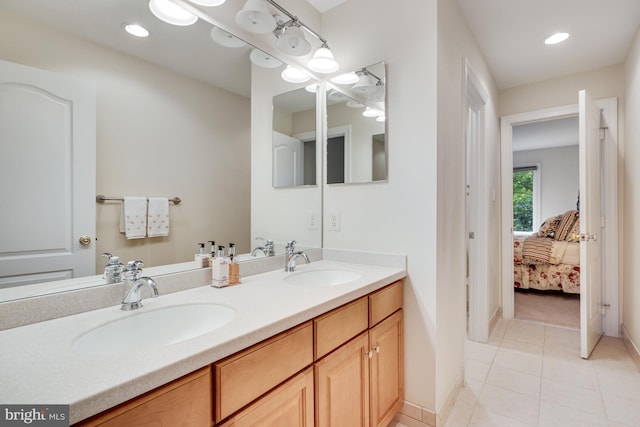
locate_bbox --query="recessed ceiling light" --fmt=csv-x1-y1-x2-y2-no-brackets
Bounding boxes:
123,23,150,38
545,32,570,45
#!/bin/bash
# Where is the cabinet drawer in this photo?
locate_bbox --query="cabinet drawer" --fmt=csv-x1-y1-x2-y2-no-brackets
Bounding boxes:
77,367,212,427
369,281,403,327
215,322,313,422
219,367,314,427
314,297,368,360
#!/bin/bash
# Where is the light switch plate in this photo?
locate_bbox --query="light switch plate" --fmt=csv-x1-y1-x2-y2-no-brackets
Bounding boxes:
308,211,318,230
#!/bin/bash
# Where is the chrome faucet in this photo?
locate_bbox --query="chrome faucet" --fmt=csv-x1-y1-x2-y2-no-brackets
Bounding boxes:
252,237,275,257
284,240,310,272
121,260,159,311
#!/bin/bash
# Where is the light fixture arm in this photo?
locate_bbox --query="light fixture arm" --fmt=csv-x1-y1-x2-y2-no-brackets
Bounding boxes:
358,67,383,84
264,0,328,46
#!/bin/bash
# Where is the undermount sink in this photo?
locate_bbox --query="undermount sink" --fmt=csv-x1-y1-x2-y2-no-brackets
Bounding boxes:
284,269,362,286
72,303,235,355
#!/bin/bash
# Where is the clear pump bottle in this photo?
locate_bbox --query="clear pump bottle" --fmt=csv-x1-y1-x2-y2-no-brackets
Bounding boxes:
212,245,229,287
195,243,211,268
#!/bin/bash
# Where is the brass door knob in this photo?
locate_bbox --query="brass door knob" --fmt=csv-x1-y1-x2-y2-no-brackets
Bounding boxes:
79,235,92,246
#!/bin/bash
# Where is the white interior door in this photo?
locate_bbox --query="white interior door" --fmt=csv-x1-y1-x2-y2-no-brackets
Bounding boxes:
0,60,95,288
465,61,489,342
272,131,303,187
466,104,480,340
579,89,604,358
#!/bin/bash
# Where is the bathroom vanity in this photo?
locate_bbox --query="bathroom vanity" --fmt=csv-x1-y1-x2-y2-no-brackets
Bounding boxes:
0,253,406,426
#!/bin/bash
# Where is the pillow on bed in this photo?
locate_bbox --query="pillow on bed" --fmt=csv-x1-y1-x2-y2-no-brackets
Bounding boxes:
555,210,580,241
566,215,581,242
538,215,562,237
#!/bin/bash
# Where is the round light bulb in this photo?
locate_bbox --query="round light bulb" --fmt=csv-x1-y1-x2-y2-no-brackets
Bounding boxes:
191,0,226,5
149,0,197,26
331,72,359,85
308,47,339,73
281,66,310,83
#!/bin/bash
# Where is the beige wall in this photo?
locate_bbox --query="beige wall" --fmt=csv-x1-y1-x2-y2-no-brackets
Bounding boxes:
499,64,625,116
0,10,251,271
623,27,640,358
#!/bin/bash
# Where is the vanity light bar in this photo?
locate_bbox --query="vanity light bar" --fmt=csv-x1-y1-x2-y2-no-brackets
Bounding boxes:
264,0,327,46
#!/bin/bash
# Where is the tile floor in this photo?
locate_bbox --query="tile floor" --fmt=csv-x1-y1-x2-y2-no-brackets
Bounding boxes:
444,318,640,427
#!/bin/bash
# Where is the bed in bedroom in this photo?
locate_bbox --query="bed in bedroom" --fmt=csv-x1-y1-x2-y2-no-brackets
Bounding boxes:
513,210,581,294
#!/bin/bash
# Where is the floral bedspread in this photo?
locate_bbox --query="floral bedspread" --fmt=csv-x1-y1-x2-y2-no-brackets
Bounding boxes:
513,234,580,294
514,262,580,294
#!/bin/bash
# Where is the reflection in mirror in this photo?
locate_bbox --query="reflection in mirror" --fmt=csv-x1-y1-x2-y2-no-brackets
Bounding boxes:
272,86,318,188
326,62,386,184
0,0,319,303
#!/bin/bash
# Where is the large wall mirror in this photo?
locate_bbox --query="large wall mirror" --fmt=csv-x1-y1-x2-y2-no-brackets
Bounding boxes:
0,0,321,302
326,61,387,184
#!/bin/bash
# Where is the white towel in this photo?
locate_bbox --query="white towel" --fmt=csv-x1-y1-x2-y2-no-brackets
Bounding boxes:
119,196,147,239
147,197,170,237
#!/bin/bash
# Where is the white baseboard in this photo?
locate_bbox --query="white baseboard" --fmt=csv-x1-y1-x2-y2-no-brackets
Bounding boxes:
621,323,640,371
435,368,463,426
489,306,502,335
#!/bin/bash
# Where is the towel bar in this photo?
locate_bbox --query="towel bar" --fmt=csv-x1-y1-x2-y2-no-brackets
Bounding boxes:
96,195,182,205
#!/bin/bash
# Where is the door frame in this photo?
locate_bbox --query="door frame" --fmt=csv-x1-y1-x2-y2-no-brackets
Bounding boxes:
500,98,619,337
464,59,490,342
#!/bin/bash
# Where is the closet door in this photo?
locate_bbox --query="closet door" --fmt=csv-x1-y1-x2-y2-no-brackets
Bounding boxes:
0,60,96,289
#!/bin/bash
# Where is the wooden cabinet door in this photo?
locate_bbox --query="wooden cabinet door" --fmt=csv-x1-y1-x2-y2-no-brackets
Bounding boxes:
369,310,404,427
219,368,314,427
215,322,313,422
315,332,370,427
77,367,212,427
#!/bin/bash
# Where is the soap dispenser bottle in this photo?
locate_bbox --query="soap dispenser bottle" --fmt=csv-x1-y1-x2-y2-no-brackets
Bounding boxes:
228,243,240,285
195,243,211,268
212,245,229,287
102,252,124,284
209,240,216,260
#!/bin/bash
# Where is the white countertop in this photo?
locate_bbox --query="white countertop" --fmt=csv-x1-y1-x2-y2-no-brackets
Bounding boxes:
0,259,406,424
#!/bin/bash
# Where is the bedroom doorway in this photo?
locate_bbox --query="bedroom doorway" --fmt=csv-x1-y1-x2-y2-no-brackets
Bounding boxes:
500,96,619,357
511,115,581,329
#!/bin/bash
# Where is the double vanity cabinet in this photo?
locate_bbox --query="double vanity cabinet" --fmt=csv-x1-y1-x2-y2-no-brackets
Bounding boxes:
76,280,404,427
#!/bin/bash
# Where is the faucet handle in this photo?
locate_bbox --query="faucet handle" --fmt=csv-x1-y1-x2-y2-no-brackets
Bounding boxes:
125,260,144,272
102,252,123,266
285,240,297,251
